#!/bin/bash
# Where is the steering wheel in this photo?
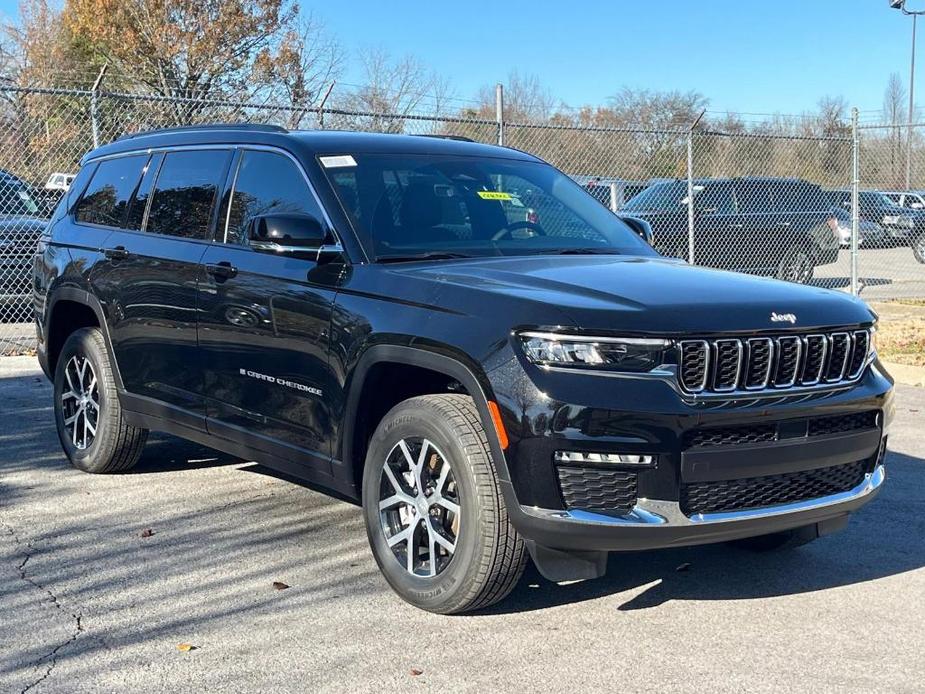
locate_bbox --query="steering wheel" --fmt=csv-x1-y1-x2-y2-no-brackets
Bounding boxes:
491,220,548,242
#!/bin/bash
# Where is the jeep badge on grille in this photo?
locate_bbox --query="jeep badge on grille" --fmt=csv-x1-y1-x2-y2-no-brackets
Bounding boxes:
770,312,797,324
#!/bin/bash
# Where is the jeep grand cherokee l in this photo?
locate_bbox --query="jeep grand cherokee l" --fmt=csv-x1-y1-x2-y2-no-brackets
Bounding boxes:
622,177,840,283
34,125,893,614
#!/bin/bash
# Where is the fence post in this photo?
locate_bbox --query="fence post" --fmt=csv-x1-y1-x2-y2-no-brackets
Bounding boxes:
850,107,860,297
686,130,695,265
495,83,504,146
90,63,108,148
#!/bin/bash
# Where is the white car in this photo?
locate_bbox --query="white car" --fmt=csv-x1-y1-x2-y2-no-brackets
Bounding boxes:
44,172,75,191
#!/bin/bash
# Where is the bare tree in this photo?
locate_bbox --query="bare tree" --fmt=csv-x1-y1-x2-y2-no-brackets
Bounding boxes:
331,47,448,132
883,73,907,186
476,71,555,122
252,13,344,128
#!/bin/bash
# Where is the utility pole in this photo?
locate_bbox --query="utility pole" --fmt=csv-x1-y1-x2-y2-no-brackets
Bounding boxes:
889,0,924,189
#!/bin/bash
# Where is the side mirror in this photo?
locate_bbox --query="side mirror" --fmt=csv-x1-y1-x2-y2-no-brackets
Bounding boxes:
619,215,654,245
249,213,327,255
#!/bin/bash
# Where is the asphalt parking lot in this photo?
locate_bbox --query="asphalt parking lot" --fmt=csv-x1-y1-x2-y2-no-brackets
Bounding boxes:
1,356,923,693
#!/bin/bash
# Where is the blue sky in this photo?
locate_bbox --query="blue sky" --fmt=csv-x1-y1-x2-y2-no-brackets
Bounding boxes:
0,0,919,117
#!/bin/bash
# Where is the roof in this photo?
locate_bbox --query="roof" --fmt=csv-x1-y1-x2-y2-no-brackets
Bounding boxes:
83,125,540,165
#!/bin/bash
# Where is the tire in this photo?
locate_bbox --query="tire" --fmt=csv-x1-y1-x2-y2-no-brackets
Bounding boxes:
53,327,148,473
362,394,526,614
727,525,819,552
913,234,925,264
775,246,815,284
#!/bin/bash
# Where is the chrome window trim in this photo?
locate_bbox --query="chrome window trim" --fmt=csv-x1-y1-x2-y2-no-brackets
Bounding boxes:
83,142,346,257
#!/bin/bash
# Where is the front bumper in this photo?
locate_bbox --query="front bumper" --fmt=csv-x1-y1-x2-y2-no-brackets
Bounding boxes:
510,464,884,553
492,357,894,555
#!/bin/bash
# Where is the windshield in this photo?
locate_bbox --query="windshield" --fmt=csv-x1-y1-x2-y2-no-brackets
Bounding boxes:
320,153,655,261
621,181,689,212
860,191,897,208
0,180,41,216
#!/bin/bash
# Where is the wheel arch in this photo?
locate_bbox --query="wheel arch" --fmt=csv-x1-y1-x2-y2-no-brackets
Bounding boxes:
46,288,123,390
340,345,512,492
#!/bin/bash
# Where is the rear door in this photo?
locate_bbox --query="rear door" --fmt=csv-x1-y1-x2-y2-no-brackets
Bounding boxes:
197,148,341,471
731,180,776,272
689,181,738,268
90,148,233,424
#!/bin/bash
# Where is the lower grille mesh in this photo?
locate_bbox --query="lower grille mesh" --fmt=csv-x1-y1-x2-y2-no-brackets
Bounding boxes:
680,461,867,515
557,466,637,514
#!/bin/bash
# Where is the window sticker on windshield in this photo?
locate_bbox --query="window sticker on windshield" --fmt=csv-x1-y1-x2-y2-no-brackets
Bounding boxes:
319,155,357,168
477,191,513,201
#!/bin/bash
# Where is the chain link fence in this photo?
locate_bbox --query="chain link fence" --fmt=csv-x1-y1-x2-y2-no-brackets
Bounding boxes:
1,86,923,355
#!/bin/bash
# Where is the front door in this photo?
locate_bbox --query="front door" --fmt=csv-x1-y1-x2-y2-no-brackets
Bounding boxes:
197,148,342,471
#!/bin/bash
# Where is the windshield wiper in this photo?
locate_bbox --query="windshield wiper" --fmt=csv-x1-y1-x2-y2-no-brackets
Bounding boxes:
377,252,473,264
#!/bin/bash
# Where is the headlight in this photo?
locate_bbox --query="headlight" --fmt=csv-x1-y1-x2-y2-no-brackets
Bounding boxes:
518,331,671,372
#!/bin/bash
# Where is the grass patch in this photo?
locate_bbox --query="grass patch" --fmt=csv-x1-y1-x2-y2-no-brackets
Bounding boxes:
878,316,925,367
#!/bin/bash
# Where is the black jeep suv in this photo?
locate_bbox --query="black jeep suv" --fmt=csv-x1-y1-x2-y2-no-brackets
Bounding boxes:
621,177,840,283
35,125,893,614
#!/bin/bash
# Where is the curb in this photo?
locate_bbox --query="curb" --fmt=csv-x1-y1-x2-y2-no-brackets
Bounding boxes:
881,360,925,387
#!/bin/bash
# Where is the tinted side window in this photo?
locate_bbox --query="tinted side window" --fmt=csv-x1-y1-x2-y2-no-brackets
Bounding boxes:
694,182,735,213
146,150,230,239
225,150,322,244
734,182,772,213
125,153,163,231
74,155,147,227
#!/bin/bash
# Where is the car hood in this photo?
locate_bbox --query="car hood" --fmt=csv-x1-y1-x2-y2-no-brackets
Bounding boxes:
384,254,874,334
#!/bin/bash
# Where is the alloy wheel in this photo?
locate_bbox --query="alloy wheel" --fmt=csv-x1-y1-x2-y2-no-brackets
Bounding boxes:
378,437,460,578
61,355,100,450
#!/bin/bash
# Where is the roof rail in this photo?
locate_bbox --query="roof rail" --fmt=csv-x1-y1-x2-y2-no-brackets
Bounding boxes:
413,133,475,143
116,123,288,141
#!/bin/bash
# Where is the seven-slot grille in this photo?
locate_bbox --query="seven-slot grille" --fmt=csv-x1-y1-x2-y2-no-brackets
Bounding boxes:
678,329,872,394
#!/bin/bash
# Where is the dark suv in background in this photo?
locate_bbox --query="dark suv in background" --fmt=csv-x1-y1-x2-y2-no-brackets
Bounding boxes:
621,177,840,283
35,126,892,614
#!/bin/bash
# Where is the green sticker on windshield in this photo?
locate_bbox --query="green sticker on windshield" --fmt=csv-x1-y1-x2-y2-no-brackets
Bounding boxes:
477,190,513,201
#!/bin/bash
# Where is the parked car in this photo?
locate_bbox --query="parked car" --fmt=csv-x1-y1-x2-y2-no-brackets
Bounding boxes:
620,177,840,283
882,190,925,210
829,207,888,247
0,173,49,321
35,125,891,614
912,228,925,263
826,189,918,245
572,175,649,211
44,172,75,192
1,216,47,321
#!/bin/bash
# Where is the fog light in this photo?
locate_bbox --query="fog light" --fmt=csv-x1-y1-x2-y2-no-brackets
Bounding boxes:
554,451,655,466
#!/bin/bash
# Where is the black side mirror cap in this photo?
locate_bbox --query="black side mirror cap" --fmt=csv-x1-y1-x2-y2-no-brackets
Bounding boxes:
250,213,327,248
